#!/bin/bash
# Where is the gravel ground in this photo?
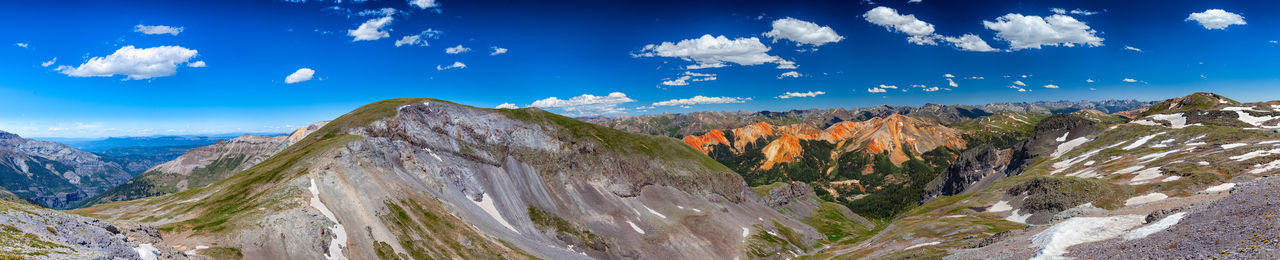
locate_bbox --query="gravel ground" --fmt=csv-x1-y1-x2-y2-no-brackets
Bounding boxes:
1068,176,1280,259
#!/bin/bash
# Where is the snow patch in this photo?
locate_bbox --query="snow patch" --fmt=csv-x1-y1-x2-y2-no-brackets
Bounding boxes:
1138,149,1182,163
425,148,443,162
135,244,160,260
1222,143,1248,149
184,245,210,256
474,193,519,234
628,221,645,234
1083,160,1095,166
1055,132,1070,142
1204,183,1236,193
1124,193,1168,206
1114,166,1144,175
1149,113,1196,128
1123,133,1164,150
1234,110,1280,128
643,205,667,219
1030,215,1146,260
1161,176,1182,182
988,200,1012,212
1006,209,1030,224
309,178,348,260
1251,160,1280,174
904,241,941,250
1124,212,1188,239
742,227,750,238
1129,168,1165,185
1197,161,1211,166
1051,137,1090,158
1231,148,1280,162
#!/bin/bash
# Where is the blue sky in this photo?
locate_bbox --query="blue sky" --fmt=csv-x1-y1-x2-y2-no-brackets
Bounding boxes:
1,0,1277,138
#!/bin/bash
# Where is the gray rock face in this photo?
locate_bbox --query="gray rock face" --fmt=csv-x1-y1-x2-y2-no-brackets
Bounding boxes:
922,144,1011,202
0,130,131,208
0,200,176,259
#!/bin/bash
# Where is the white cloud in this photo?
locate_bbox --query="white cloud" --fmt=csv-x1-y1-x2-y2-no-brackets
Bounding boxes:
409,0,439,9
187,60,206,68
983,13,1104,50
967,76,985,80
947,78,958,87
909,0,922,2
1124,45,1142,52
348,16,393,41
445,45,471,54
531,92,635,115
285,68,315,84
41,58,56,67
495,103,518,109
1051,8,1067,15
864,6,937,45
635,34,787,70
1271,40,1278,44
867,87,888,93
490,46,508,55
1085,78,1095,83
1044,84,1060,89
776,59,797,69
911,84,941,92
879,84,898,89
776,91,825,99
436,61,466,70
941,34,999,52
652,95,750,107
778,71,802,79
944,73,954,78
1187,9,1246,30
55,45,198,80
1071,9,1099,16
15,43,28,48
357,7,398,17
1123,78,1137,82
394,29,442,47
135,24,183,35
1013,80,1027,86
763,17,844,47
661,71,717,86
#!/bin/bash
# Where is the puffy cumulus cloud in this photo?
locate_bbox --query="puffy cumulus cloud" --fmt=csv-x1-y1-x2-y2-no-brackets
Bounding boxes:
1044,84,1060,89
652,95,751,107
944,73,954,78
41,58,56,67
662,71,717,86
1187,9,1246,30
1010,86,1028,92
947,78,958,87
864,6,937,45
531,92,635,116
348,16,393,41
436,61,466,70
1123,78,1138,82
409,0,438,9
490,46,508,55
1013,80,1027,86
983,13,1103,50
495,103,518,109
187,60,206,68
445,44,471,54
778,71,802,79
1124,45,1142,52
776,91,825,99
135,24,183,35
941,34,999,52
394,29,440,47
776,59,797,69
635,35,788,70
285,68,315,84
763,17,844,47
55,45,199,80
867,87,888,93
1051,8,1067,15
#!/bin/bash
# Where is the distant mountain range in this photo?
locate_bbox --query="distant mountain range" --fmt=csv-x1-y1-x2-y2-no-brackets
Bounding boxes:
35,133,286,153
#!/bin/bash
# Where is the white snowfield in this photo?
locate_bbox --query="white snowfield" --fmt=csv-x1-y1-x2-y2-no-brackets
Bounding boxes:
987,200,1012,212
904,241,940,250
1006,209,1030,224
135,243,160,260
643,205,667,219
1051,137,1090,159
1124,192,1168,206
1123,133,1164,150
1124,212,1188,240
474,193,519,234
628,220,645,234
309,178,349,260
1030,215,1146,260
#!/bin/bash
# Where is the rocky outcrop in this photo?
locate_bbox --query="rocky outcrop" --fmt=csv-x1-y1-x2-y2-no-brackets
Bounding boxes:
922,144,1011,202
0,200,183,259
0,130,131,209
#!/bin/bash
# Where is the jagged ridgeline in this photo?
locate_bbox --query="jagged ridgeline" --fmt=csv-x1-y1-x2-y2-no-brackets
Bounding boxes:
75,98,839,259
